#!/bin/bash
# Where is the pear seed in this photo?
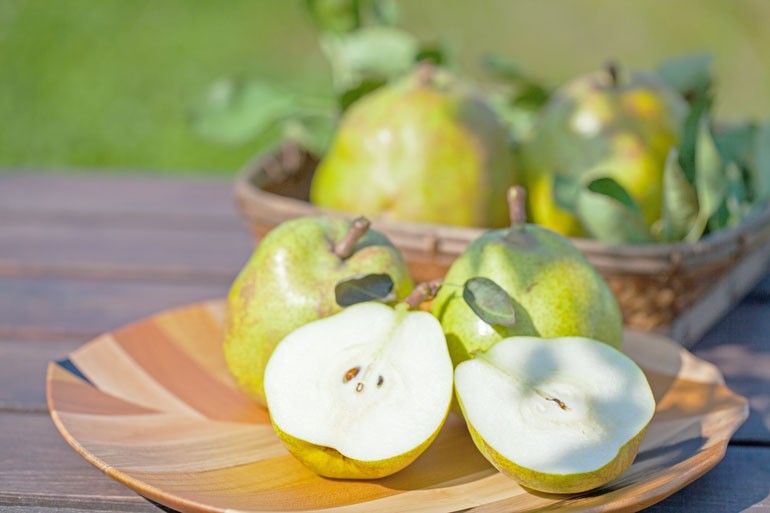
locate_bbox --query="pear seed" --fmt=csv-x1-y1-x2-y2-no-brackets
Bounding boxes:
377,375,384,387
343,367,360,383
356,382,364,392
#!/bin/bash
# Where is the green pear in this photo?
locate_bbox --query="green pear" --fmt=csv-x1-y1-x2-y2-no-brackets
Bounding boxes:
430,187,622,368
521,65,687,236
224,216,413,407
310,63,516,227
264,302,453,479
455,336,655,493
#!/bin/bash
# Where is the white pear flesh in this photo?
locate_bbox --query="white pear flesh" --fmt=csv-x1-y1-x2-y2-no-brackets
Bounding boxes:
264,302,453,479
455,336,655,494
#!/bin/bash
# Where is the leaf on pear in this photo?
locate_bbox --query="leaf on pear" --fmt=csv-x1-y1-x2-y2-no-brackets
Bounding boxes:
320,27,418,95
552,174,581,213
695,115,727,220
725,161,750,226
715,122,756,171
656,52,713,101
754,120,770,203
415,43,449,67
575,177,653,244
368,0,400,26
282,113,337,157
660,148,699,241
191,79,300,146
678,96,713,182
304,0,362,34
463,277,516,328
335,273,395,307
482,54,550,110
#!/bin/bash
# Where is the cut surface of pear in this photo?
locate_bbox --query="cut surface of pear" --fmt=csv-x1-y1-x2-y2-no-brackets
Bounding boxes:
264,302,453,479
455,336,655,494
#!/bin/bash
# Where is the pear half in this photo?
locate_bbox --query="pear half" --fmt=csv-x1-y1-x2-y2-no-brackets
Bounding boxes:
455,336,655,494
264,302,453,479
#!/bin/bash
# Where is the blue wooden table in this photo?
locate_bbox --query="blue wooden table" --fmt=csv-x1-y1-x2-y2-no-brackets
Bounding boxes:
0,173,768,512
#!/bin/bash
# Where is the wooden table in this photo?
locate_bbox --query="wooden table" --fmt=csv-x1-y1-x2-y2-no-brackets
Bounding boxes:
1,172,768,512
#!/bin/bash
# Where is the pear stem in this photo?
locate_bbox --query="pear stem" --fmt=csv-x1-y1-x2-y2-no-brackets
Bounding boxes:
507,186,528,228
403,279,444,310
334,217,370,259
606,61,619,88
415,60,436,88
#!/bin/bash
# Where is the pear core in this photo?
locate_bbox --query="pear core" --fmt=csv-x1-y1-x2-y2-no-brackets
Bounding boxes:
264,302,453,478
455,336,655,493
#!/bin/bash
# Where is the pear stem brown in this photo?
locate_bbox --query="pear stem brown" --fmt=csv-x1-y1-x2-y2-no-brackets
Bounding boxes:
334,217,370,259
507,186,528,228
415,60,436,88
404,279,444,310
606,61,620,88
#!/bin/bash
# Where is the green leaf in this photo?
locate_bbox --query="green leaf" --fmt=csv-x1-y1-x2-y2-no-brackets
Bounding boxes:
715,123,756,171
695,115,726,219
337,78,385,111
192,79,299,145
656,52,713,101
575,177,653,244
754,120,770,203
463,277,516,328
725,161,750,225
282,113,337,157
367,0,399,25
552,174,581,212
321,26,419,95
482,54,550,110
660,148,699,241
678,97,713,182
305,0,362,34
335,273,395,307
415,43,449,67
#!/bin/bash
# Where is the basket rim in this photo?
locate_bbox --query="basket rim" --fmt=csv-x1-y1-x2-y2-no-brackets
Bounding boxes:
234,155,770,273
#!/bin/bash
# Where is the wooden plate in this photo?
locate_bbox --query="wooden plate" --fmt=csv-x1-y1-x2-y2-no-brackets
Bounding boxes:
47,301,748,513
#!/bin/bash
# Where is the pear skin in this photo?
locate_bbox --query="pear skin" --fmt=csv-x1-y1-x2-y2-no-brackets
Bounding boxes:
224,217,413,407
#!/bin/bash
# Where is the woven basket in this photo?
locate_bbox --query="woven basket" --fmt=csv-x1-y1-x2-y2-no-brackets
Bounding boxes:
234,144,770,347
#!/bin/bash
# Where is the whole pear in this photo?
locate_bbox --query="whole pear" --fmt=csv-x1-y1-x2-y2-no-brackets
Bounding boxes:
521,65,687,236
310,63,516,227
224,216,413,407
430,187,622,368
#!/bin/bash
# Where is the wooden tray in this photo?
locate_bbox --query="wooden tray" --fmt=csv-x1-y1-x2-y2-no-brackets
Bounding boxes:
233,144,770,347
47,301,748,513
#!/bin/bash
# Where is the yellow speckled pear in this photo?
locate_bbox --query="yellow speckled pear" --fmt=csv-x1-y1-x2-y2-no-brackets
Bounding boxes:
310,64,516,228
431,187,623,369
224,217,413,407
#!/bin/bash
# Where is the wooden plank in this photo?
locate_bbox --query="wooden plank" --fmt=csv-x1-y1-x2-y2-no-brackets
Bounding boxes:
0,412,152,507
1,412,767,513
0,218,252,282
694,302,770,443
0,340,85,412
0,173,238,219
0,276,229,340
644,445,770,512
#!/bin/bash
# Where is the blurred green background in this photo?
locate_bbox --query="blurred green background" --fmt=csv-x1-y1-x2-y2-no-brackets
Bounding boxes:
2,0,769,175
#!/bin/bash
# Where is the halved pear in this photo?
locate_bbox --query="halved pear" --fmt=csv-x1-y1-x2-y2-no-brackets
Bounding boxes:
455,336,655,494
264,302,453,479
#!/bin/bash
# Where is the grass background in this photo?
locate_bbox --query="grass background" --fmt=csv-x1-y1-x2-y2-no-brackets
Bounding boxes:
2,0,770,175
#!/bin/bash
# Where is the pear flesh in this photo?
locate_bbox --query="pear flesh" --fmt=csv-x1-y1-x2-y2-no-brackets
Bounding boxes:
264,302,453,479
455,336,655,494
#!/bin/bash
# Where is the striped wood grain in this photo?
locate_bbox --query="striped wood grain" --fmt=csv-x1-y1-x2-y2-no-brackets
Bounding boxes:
47,301,749,513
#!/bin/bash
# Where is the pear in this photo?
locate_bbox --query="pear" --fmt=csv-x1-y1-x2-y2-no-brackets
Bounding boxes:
521,64,687,236
430,187,622,368
264,301,453,479
455,336,655,494
224,216,413,407
310,63,516,227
